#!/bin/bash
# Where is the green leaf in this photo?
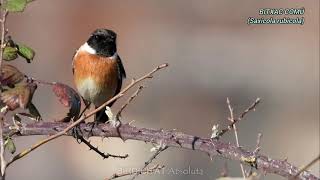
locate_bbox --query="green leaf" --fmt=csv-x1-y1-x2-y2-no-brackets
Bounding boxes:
4,138,16,154
3,47,18,61
17,43,35,63
3,0,27,12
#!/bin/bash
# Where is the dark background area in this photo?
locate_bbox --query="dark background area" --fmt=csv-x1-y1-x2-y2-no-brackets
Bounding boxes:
5,0,319,179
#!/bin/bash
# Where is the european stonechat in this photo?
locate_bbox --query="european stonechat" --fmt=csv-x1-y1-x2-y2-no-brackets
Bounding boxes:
72,29,126,123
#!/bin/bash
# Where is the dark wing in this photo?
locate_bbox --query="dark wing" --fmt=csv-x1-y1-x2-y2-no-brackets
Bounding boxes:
115,55,126,94
117,55,126,78
108,55,126,107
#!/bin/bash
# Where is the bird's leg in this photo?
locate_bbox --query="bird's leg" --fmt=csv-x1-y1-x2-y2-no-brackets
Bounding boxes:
72,102,91,143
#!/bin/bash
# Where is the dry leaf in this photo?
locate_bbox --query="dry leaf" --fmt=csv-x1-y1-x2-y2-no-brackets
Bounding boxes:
0,64,24,87
0,82,37,111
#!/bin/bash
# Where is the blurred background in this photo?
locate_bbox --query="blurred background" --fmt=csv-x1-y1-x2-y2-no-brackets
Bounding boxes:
5,0,319,179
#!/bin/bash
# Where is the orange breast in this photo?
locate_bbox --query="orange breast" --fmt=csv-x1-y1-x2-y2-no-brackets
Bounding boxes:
73,51,119,106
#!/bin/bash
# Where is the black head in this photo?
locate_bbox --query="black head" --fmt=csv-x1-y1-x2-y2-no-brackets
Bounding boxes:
87,29,117,57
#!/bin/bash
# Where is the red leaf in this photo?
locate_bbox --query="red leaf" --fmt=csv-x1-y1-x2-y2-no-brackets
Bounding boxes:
52,83,81,121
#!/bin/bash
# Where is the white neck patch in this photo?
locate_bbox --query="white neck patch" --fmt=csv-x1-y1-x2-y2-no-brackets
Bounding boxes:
110,52,118,59
79,42,96,54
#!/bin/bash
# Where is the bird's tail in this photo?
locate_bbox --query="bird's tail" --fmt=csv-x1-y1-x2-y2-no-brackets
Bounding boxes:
95,107,109,123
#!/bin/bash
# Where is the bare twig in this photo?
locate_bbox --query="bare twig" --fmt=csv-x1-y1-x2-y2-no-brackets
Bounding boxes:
293,154,320,178
217,98,261,137
227,97,246,178
25,76,55,86
78,136,128,159
247,133,263,176
116,85,144,119
0,5,8,73
239,98,261,119
130,145,168,180
105,164,165,180
5,63,168,167
253,133,262,155
0,106,9,177
2,121,319,180
0,118,6,177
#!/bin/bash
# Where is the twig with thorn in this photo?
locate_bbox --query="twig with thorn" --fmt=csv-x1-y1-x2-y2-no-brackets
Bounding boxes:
130,146,168,180
253,133,262,155
217,98,261,138
78,136,128,159
226,97,246,179
105,164,165,180
116,85,144,119
25,76,55,86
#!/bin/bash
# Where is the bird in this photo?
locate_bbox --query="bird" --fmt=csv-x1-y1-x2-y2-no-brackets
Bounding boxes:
72,28,126,124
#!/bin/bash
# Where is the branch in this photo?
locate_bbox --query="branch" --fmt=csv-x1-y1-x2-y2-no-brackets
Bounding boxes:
3,122,319,180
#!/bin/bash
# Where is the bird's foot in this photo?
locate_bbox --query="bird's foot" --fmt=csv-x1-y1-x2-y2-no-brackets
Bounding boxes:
71,123,85,144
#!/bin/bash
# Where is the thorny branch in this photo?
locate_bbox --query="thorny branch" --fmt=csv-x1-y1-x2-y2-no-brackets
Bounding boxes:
2,121,319,180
